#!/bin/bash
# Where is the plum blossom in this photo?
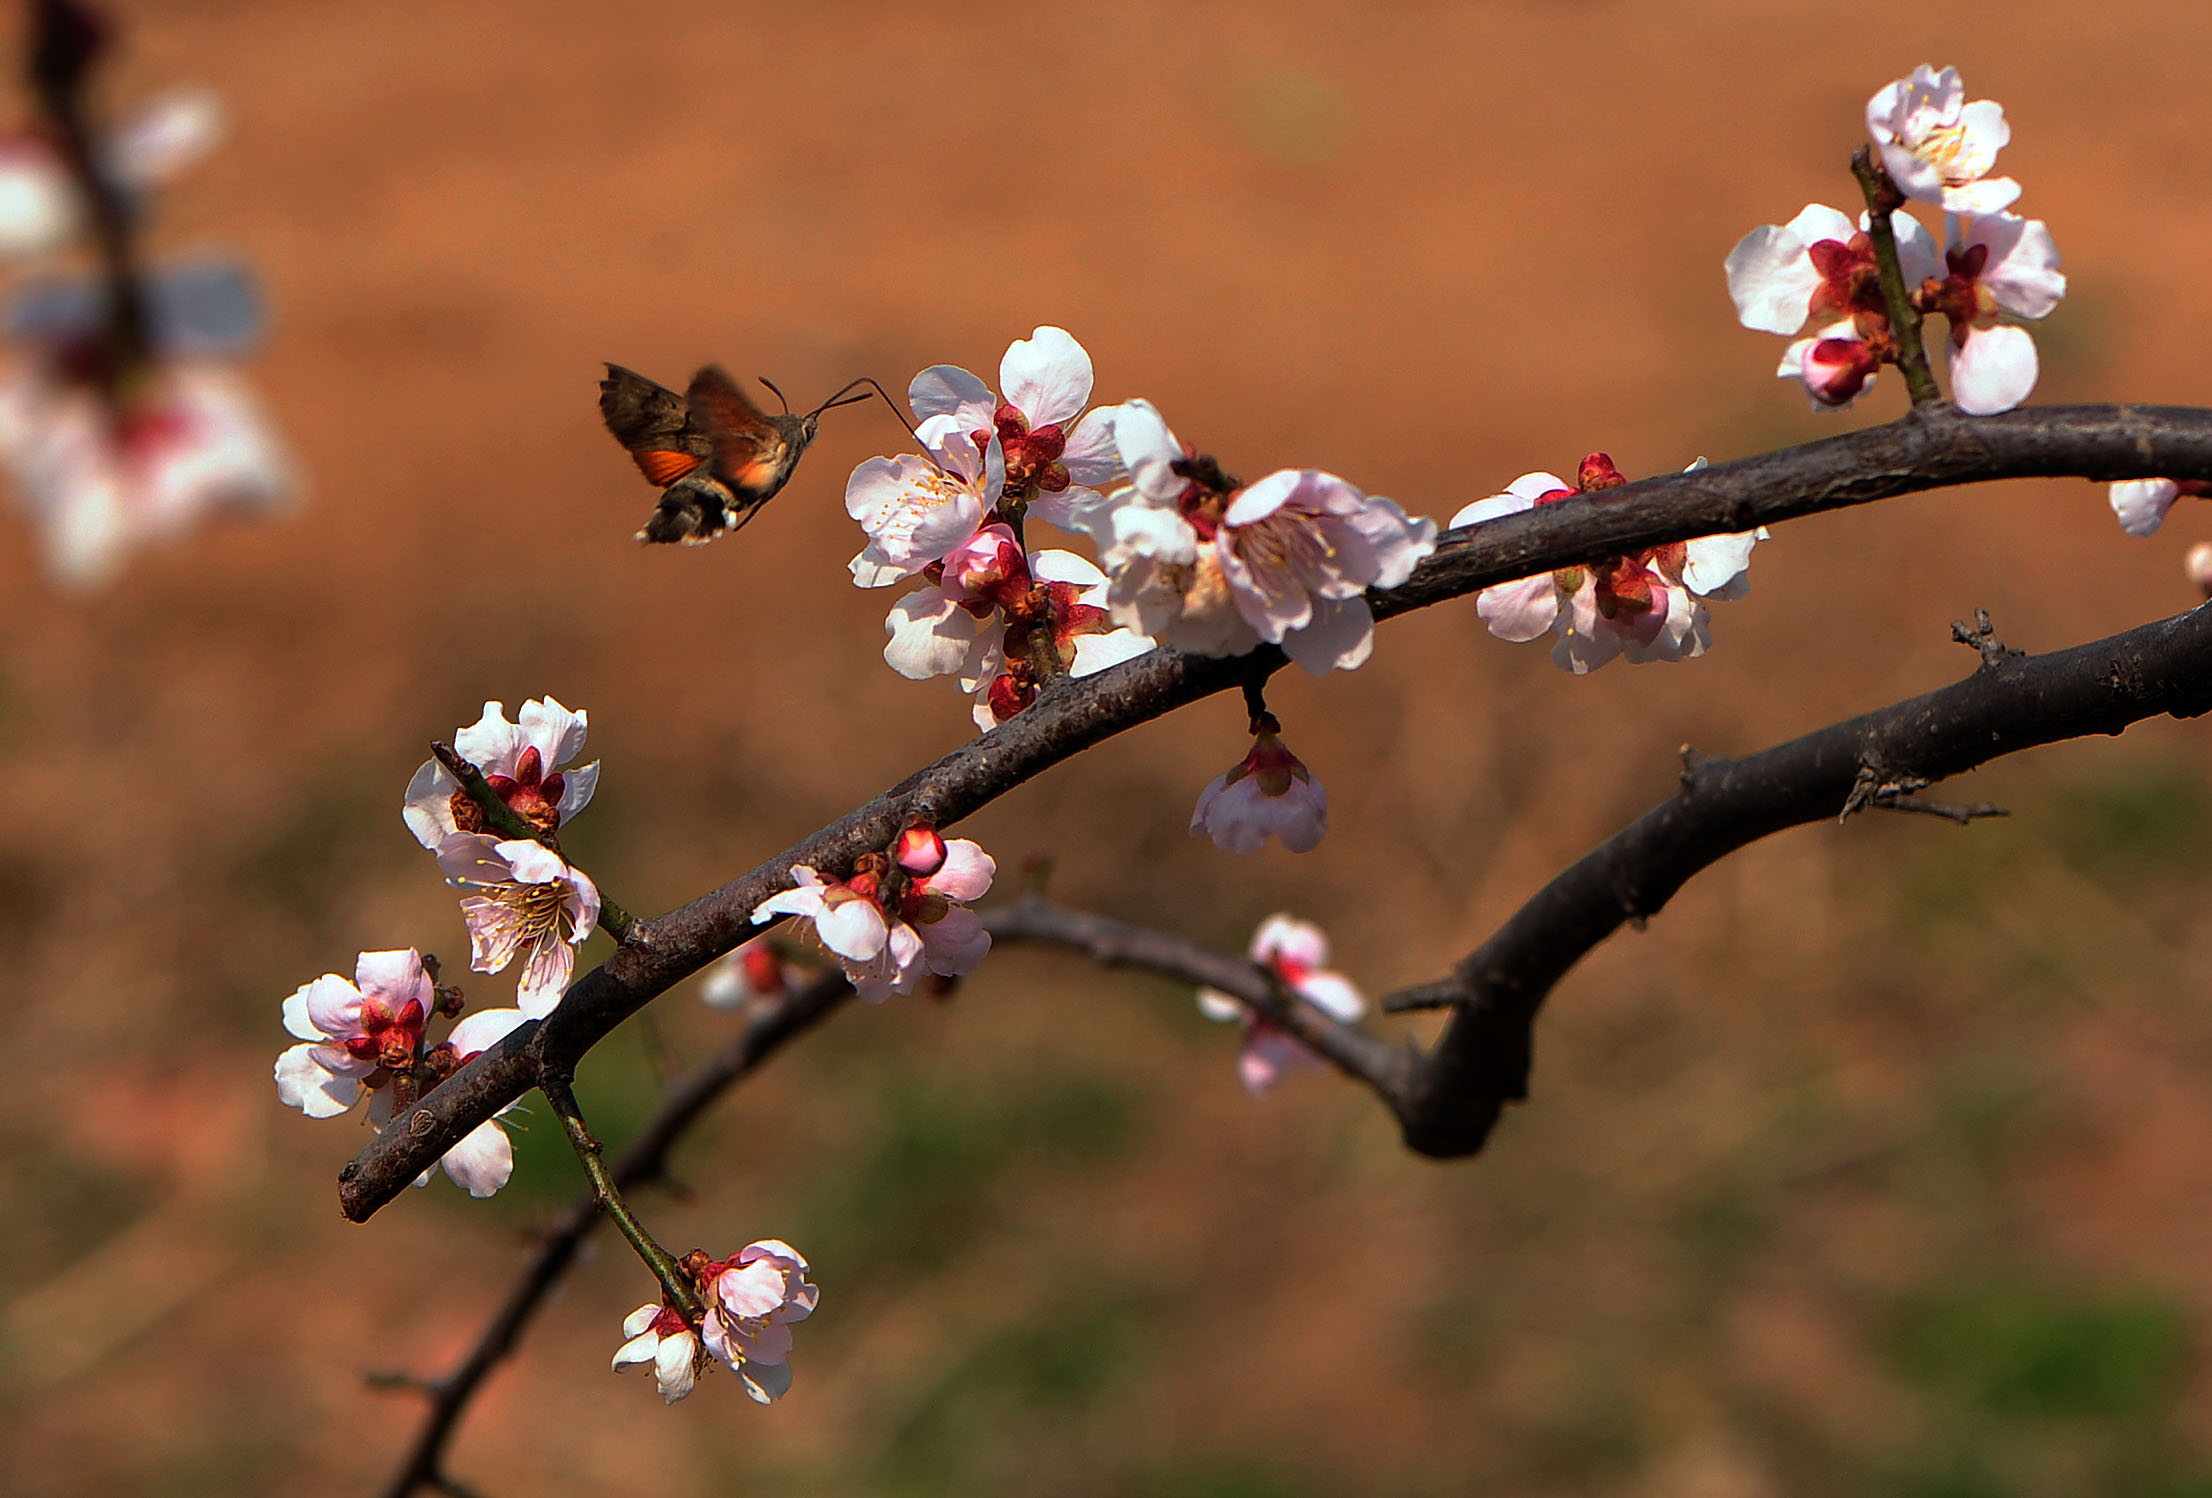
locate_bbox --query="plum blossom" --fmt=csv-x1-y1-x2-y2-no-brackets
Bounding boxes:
274,948,435,1119
701,938,807,1011
882,522,1152,730
0,360,292,587
1192,718,1327,854
1197,914,1366,1096
403,697,600,849
1454,455,1764,674
612,1303,700,1404
697,1240,820,1404
1090,399,1435,672
908,326,1121,521
436,834,601,1016
846,410,1002,588
751,829,994,1002
274,952,530,1198
1725,205,1937,410
2111,479,2190,537
1917,212,2067,415
0,90,225,260
1868,66,2020,216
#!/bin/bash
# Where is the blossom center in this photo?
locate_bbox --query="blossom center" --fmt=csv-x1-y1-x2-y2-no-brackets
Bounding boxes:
989,402,1070,497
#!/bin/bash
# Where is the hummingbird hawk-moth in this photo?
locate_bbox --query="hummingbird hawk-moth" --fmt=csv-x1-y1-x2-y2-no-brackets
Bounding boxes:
598,363,880,545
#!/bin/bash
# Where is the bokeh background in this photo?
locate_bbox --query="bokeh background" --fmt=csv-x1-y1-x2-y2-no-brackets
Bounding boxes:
7,3,2212,1495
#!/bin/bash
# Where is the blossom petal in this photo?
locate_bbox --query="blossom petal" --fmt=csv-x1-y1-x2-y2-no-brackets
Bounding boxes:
1476,574,1561,642
1000,326,1093,428
274,1043,363,1117
440,1120,515,1197
907,363,994,428
1948,323,2039,415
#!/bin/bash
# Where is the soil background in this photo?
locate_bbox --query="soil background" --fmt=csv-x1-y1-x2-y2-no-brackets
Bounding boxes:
7,4,2212,1496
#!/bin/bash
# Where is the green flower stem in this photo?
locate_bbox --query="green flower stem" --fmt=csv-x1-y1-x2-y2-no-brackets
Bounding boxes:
539,1074,701,1319
430,742,638,940
1850,146,1944,407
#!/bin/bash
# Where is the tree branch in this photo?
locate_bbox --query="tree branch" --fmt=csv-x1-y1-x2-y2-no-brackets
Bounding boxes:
339,402,2212,1222
984,897,1409,1093
1383,601,2212,1156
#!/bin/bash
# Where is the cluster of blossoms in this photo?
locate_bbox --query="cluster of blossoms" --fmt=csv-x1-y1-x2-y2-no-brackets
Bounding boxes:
274,948,528,1196
845,325,1436,853
1726,65,2065,415
0,35,292,586
1454,455,1765,674
613,1241,820,1404
751,824,994,1003
273,699,606,1195
1197,915,1365,1096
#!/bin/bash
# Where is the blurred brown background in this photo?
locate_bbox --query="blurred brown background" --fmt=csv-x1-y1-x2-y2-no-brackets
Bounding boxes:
6,2,2212,1494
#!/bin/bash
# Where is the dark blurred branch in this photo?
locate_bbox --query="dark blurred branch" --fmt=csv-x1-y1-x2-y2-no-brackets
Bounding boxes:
339,401,2212,1222
373,969,853,1498
26,0,152,400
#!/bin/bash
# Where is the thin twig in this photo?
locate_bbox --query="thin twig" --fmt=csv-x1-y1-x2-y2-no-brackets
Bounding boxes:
1870,795,2009,825
372,970,852,1498
1851,145,1943,406
539,1074,699,1316
984,898,1407,1092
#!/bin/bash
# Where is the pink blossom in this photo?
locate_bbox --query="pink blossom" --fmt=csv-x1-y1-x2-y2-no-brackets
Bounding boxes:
2110,479,2206,538
1090,399,1258,657
1454,455,1764,674
436,834,601,1016
697,1240,821,1404
1777,322,1885,409
1919,213,2067,415
911,326,1122,521
1726,204,1937,339
1725,206,1938,411
0,136,76,258
1197,914,1366,1096
403,697,600,850
701,938,805,1011
751,835,995,1002
274,948,434,1119
612,1303,702,1404
0,361,292,588
845,412,1001,588
1868,66,2020,216
1191,723,1327,854
0,91,224,261
1091,401,1434,670
882,525,1150,722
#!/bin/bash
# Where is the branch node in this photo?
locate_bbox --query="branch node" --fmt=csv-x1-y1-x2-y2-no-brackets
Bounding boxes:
1950,608,2021,670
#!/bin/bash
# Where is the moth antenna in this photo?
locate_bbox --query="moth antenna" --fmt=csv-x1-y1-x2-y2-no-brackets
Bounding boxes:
806,376,937,465
757,376,792,414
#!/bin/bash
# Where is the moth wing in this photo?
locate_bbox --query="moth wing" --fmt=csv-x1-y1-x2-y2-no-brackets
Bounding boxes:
600,364,710,485
684,365,789,493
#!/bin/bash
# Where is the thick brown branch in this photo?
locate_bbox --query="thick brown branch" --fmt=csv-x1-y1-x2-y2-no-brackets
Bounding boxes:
1385,601,2212,1154
340,402,2212,1221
